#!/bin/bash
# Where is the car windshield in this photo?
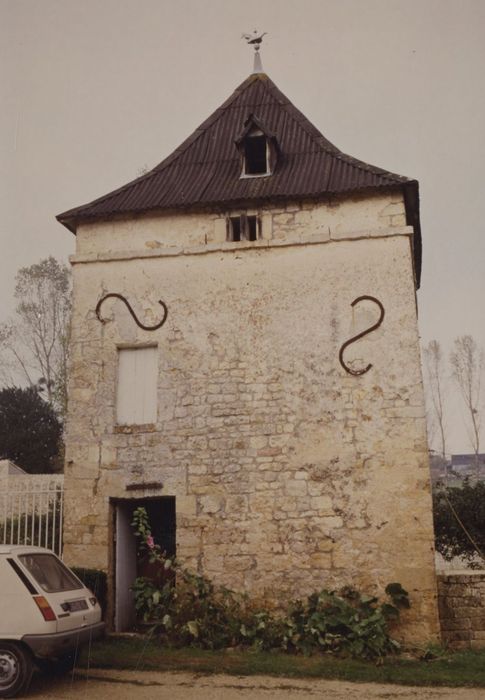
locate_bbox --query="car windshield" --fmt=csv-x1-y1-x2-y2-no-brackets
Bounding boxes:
19,553,83,593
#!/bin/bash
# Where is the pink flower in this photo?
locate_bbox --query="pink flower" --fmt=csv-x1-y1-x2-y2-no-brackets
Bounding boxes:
146,535,155,549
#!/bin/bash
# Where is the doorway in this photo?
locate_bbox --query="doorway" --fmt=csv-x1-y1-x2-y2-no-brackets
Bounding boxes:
112,496,176,632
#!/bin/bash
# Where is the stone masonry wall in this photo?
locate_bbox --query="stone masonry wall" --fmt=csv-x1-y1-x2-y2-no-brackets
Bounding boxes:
438,573,485,649
63,193,439,643
0,463,63,495
75,192,409,261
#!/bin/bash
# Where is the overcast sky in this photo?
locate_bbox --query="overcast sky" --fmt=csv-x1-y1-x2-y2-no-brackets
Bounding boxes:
1,0,484,454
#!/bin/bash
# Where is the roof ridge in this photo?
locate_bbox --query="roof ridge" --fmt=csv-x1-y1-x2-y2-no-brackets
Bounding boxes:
59,74,307,219
261,80,409,183
258,78,411,183
258,78,341,154
152,74,267,173
59,75,269,219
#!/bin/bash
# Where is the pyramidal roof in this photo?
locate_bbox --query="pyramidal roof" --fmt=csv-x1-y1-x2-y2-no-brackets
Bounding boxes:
57,72,422,284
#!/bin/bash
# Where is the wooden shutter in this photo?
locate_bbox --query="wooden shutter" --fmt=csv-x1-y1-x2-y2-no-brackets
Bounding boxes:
116,347,158,425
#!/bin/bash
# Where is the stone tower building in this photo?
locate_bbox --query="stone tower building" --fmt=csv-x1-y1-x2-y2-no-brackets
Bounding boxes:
57,69,439,641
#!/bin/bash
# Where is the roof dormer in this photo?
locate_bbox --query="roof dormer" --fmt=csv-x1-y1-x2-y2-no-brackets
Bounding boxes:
235,114,279,178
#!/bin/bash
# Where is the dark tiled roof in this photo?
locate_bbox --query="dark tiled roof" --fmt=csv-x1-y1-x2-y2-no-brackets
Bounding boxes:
57,72,422,285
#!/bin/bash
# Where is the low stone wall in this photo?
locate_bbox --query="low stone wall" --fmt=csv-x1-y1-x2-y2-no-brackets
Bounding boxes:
0,472,64,495
0,461,63,494
437,572,485,649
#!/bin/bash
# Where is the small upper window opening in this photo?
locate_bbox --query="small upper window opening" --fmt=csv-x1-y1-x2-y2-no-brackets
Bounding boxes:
229,216,242,241
228,214,259,242
246,215,258,241
244,133,268,175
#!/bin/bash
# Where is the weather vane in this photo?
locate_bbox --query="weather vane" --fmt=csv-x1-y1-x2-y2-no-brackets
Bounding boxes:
242,30,267,73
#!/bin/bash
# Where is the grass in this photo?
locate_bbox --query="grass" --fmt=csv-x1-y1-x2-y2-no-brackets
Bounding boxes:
78,635,485,688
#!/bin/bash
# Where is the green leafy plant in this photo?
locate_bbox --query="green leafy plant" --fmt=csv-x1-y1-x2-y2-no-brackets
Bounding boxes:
130,508,409,660
280,586,407,659
0,386,63,473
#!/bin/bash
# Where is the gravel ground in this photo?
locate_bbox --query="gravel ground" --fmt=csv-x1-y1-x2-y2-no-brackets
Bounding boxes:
27,669,485,699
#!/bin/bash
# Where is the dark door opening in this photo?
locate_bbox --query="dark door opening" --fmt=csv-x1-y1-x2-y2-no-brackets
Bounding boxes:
112,496,175,632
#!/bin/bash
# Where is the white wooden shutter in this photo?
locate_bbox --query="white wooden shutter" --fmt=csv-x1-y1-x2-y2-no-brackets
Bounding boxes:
116,347,158,425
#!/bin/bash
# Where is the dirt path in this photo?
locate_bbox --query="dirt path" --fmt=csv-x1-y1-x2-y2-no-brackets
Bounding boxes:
28,669,485,699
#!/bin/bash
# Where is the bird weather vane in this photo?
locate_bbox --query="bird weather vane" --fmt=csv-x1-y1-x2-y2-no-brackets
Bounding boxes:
242,30,267,73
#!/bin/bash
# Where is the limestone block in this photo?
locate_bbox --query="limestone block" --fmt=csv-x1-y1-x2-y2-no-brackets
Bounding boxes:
212,218,227,243
224,495,248,513
69,463,100,480
204,553,225,572
199,495,225,514
101,445,117,468
379,201,405,217
316,538,334,552
257,447,282,457
260,213,272,240
251,492,278,513
177,527,201,547
390,214,407,227
87,445,101,464
285,480,308,497
310,496,334,513
294,210,312,227
177,495,197,516
273,213,294,226
310,552,332,568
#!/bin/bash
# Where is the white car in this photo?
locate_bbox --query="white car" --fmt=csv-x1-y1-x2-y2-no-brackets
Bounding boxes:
0,545,104,698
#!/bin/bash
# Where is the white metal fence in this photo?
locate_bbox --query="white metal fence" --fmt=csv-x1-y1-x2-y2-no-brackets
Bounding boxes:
0,482,64,555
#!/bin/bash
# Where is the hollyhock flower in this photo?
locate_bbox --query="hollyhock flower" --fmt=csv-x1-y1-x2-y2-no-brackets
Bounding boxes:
146,535,155,549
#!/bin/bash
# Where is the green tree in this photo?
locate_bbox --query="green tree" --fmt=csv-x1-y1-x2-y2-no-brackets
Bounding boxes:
0,386,63,473
433,480,485,566
0,257,71,417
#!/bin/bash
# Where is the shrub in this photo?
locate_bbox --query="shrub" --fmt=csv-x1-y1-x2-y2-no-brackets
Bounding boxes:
280,584,407,659
0,386,63,473
130,507,409,660
71,567,108,614
433,479,485,566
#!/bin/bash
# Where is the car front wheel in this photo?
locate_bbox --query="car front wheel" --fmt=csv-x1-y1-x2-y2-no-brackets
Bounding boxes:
0,643,33,699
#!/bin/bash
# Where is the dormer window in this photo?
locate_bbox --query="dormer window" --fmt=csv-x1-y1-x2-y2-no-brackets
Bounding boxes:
244,130,268,175
227,214,259,242
236,114,279,179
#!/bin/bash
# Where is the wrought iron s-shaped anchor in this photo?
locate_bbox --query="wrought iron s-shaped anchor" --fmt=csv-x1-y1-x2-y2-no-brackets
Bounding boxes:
338,295,385,376
95,293,168,331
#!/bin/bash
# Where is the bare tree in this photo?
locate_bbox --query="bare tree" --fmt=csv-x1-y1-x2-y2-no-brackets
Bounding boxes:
0,257,71,417
450,335,484,477
422,340,448,460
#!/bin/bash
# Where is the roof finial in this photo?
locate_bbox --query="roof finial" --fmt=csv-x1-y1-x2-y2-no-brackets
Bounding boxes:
242,30,267,74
